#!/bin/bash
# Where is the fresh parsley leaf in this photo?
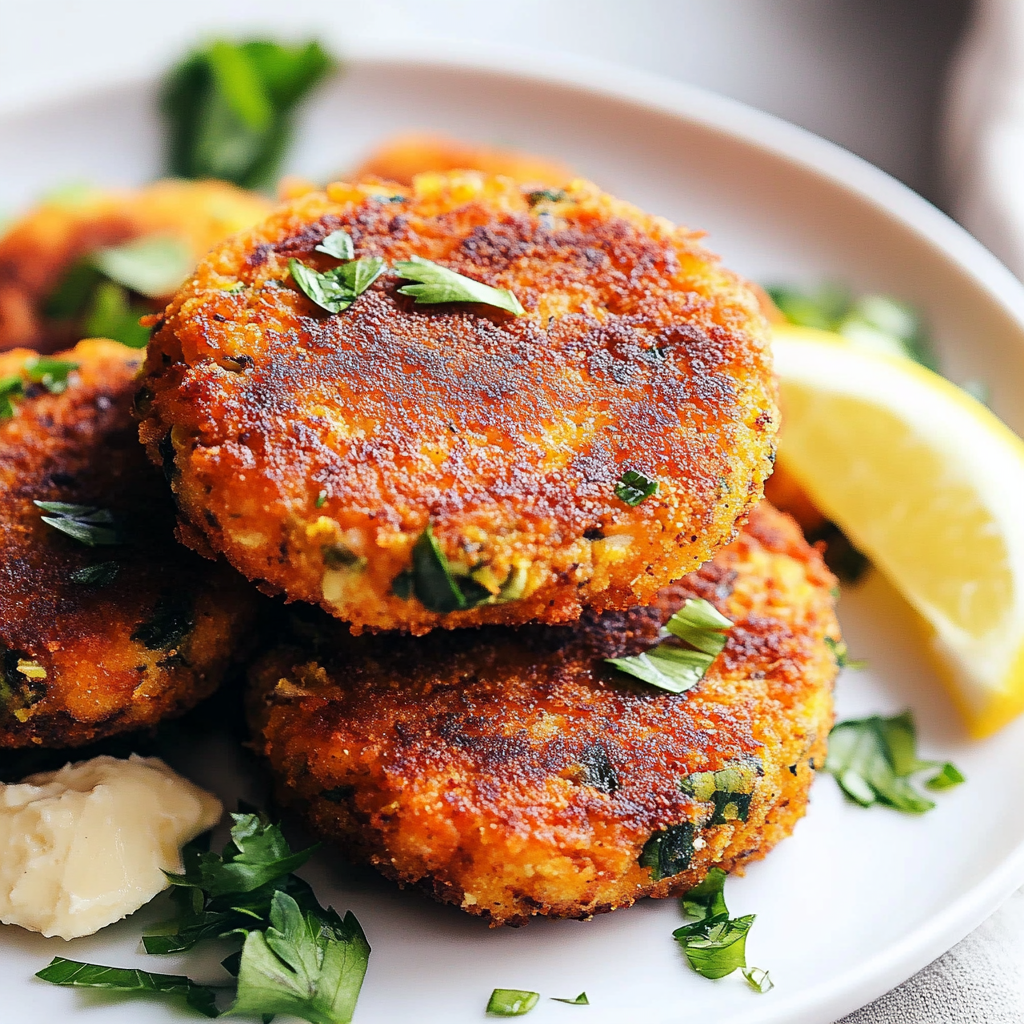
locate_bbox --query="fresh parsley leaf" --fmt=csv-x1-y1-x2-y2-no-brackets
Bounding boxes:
92,235,194,298
131,594,194,650
69,561,119,587
315,230,354,260
551,992,589,1005
639,822,696,881
394,525,494,613
526,188,568,204
315,489,328,508
767,284,937,371
24,357,78,394
664,599,732,655
83,280,152,348
165,810,318,898
35,958,219,1018
606,598,732,693
824,635,866,670
486,989,540,1016
34,501,120,547
680,867,728,921
289,257,384,314
43,260,104,319
679,759,760,825
161,40,335,189
673,914,756,980
0,374,24,418
615,470,658,506
227,891,370,1024
824,711,965,813
395,256,525,315
742,966,774,993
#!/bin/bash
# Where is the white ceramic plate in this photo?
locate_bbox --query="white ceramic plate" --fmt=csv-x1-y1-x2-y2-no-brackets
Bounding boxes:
3,39,1024,1024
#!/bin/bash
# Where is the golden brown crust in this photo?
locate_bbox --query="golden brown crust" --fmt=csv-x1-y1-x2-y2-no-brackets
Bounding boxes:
0,339,258,748
247,502,838,925
352,134,574,188
0,180,271,353
140,172,778,634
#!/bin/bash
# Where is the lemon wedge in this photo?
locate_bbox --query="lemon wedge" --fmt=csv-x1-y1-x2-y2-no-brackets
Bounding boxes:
772,324,1024,737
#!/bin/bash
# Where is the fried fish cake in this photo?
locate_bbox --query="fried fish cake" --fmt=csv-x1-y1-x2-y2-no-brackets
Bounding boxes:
248,502,837,925
352,133,574,188
139,171,778,634
0,179,271,353
0,339,258,748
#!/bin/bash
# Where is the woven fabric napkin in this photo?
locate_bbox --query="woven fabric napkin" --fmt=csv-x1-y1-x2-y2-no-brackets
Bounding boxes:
836,889,1024,1022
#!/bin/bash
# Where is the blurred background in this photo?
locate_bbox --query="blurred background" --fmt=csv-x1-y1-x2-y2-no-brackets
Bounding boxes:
1,0,969,206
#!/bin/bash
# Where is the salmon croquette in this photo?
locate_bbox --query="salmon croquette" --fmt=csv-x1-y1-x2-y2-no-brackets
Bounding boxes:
138,171,778,634
0,339,258,748
0,179,270,353
352,133,574,188
247,502,838,925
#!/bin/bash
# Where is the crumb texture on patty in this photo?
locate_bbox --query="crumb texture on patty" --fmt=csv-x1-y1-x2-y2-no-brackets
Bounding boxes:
0,179,271,353
248,502,838,925
0,339,258,748
140,171,778,634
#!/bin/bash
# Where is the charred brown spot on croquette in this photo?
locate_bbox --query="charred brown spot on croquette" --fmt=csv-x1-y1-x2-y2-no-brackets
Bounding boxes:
247,503,837,926
140,172,778,634
0,339,258,748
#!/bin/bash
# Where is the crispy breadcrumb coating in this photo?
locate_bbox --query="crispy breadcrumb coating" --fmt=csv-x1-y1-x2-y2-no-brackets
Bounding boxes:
139,171,778,633
248,503,838,925
0,180,270,353
0,339,258,748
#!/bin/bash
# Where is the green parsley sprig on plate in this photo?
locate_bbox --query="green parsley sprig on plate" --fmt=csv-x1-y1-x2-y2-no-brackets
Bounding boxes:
0,357,80,418
289,229,385,314
395,256,525,315
606,597,732,693
673,868,771,990
825,711,965,813
161,39,336,190
36,808,371,1024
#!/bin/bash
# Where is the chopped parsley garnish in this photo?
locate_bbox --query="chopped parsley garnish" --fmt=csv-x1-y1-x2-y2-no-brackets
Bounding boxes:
24,357,79,394
34,501,120,547
743,967,774,993
552,992,589,1005
824,711,965,813
614,469,659,506
68,561,120,587
824,635,866,670
0,358,80,419
767,284,937,371
228,891,370,1024
392,525,495,613
673,869,767,986
606,598,732,693
315,489,328,508
680,760,761,826
395,256,525,315
37,807,369,1024
161,39,336,189
130,594,194,650
92,235,194,298
487,989,540,1016
35,959,218,1018
526,188,568,204
315,229,355,260
289,256,385,313
639,822,696,881
0,375,23,418
83,280,152,348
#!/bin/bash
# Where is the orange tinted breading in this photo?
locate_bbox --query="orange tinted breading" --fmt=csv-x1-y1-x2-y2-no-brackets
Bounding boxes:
0,339,258,748
248,503,838,925
139,172,778,634
0,180,271,353
352,133,574,188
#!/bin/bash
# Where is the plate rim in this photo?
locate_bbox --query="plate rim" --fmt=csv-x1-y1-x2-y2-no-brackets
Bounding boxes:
4,37,1024,1024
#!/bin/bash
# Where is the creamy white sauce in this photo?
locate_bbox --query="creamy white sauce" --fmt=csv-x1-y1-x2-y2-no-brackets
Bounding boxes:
0,754,222,940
